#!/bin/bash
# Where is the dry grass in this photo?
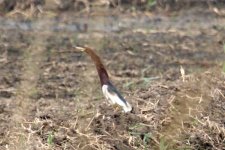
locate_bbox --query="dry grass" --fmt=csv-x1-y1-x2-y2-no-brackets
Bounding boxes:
0,6,225,150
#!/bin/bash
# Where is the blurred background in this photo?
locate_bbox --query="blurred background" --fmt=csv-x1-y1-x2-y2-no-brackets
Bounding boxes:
0,0,225,150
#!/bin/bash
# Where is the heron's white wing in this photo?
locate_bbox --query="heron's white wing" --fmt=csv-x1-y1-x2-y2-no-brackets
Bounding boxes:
102,84,132,112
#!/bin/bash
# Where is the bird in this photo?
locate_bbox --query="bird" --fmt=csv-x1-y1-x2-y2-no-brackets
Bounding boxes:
74,46,132,113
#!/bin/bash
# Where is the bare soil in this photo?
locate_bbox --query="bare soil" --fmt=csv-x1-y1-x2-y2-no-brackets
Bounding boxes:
0,3,225,150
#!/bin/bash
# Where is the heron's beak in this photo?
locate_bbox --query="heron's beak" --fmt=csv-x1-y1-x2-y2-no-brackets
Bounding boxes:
73,46,85,52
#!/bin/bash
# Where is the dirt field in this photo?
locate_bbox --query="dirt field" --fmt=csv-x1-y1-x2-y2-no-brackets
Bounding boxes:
0,2,225,150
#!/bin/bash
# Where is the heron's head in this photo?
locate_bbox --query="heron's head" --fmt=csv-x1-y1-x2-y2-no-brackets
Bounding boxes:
73,46,86,52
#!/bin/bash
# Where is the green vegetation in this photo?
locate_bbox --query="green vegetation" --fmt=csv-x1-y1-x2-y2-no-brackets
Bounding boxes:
223,44,225,72
159,138,169,150
143,133,151,148
124,77,159,90
147,0,157,7
223,63,225,72
47,132,54,145
129,124,151,149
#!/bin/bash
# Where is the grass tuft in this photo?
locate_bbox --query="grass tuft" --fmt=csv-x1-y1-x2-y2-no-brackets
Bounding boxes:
159,138,169,150
47,132,54,145
147,0,157,7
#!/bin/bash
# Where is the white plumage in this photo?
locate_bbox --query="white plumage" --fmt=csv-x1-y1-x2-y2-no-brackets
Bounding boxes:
102,84,132,113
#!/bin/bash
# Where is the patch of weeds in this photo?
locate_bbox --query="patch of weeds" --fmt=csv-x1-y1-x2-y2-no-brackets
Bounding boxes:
159,138,169,150
223,63,225,73
142,133,151,148
29,88,40,99
123,81,135,89
139,78,150,88
129,123,143,130
223,44,225,72
142,76,159,83
72,34,78,43
123,77,159,90
223,44,225,53
98,38,111,52
124,42,140,53
190,118,199,126
147,0,157,7
47,132,54,145
130,44,141,53
189,66,205,74
93,94,103,101
74,88,83,98
129,124,151,149
130,132,151,149
140,77,160,88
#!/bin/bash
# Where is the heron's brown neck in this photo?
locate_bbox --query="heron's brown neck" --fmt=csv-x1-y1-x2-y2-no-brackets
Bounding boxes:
83,47,109,85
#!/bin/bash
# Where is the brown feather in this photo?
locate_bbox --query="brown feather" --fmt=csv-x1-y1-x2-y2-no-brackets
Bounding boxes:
81,47,109,85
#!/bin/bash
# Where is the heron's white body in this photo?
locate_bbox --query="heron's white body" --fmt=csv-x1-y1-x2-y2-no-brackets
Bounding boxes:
102,85,132,113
